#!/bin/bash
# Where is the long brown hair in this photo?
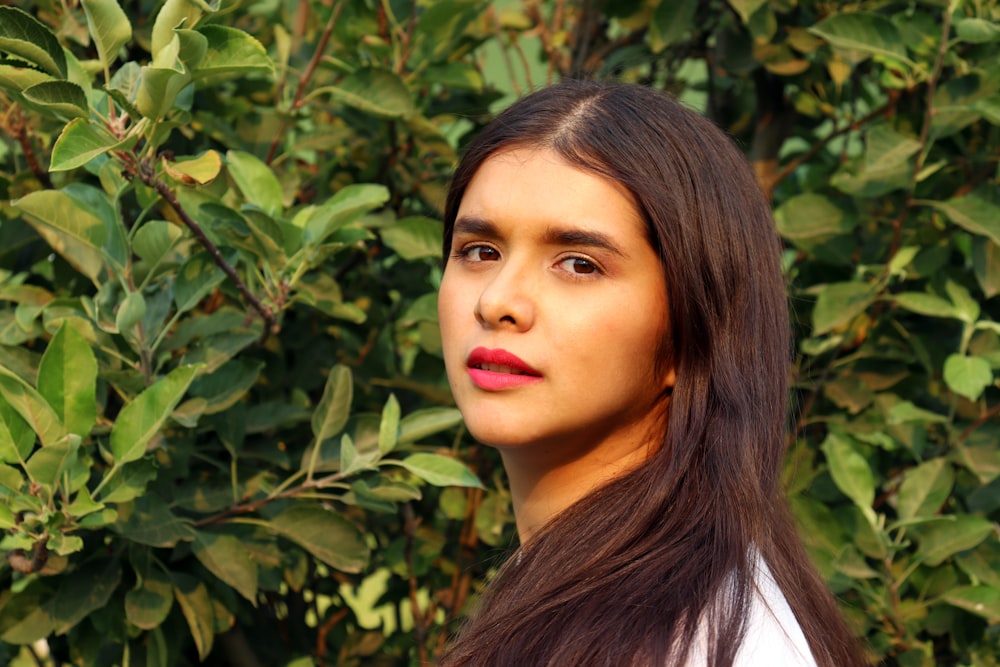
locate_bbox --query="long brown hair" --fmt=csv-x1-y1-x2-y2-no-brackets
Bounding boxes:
439,81,863,667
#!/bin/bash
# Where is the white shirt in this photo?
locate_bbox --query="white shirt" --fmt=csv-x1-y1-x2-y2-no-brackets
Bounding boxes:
687,558,818,666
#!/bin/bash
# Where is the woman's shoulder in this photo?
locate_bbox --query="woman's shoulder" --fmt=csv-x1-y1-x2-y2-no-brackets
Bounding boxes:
733,557,818,666
684,555,818,667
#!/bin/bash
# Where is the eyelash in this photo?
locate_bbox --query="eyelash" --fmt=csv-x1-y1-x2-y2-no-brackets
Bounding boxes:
453,244,604,279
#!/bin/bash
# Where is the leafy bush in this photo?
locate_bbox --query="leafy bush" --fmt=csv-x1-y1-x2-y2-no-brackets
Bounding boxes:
0,1,506,664
0,1,998,666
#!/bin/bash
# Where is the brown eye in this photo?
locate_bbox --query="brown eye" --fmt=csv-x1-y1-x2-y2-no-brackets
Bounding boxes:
560,257,599,275
467,245,501,262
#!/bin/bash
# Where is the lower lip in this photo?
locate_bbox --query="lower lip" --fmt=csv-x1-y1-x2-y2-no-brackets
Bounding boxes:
467,368,543,390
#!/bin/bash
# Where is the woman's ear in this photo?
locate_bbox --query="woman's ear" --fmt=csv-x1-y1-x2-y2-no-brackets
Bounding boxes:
661,366,676,395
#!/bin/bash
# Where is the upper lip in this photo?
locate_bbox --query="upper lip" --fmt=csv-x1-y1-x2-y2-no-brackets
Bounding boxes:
467,347,541,376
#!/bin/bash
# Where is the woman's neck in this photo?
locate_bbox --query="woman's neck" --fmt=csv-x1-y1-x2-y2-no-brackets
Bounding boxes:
500,436,654,543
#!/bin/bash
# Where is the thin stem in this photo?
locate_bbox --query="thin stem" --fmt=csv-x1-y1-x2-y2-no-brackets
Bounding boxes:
768,101,895,193
265,0,346,165
193,468,348,527
954,402,1000,446
911,10,953,188
2,104,54,189
135,165,278,338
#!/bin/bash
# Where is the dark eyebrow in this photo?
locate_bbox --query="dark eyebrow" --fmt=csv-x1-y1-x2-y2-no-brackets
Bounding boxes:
453,216,500,239
543,226,626,258
453,216,627,258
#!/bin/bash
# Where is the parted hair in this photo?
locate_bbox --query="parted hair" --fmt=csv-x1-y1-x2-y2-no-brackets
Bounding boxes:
439,81,864,667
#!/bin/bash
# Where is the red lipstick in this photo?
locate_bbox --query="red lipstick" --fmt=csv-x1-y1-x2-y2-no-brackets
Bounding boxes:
466,347,542,390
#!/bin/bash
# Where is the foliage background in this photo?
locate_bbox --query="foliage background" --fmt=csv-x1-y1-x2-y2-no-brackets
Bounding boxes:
0,0,998,665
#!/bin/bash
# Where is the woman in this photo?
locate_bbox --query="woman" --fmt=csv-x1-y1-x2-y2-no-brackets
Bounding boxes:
436,81,864,666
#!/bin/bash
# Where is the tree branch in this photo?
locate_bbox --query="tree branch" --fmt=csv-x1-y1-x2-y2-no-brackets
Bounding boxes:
131,160,278,338
954,402,1000,446
2,104,54,189
265,0,346,165
766,101,895,196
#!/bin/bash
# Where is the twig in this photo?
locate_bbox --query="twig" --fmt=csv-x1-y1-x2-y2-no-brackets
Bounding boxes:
396,0,419,74
403,502,430,664
508,29,535,91
131,161,279,338
193,468,349,528
911,10,953,187
315,608,348,667
490,7,522,96
954,402,1000,446
150,179,277,335
767,101,895,194
2,104,54,189
265,0,346,165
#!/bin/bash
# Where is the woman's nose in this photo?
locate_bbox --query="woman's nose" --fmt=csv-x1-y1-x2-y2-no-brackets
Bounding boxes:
474,265,535,331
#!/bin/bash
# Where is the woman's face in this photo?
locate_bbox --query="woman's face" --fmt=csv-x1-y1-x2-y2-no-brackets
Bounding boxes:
438,147,674,460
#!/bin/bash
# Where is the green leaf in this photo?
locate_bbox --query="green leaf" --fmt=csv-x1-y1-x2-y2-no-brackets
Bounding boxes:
173,574,215,660
894,292,959,319
12,189,107,282
188,358,263,414
896,458,953,521
163,149,221,185
193,25,273,80
0,502,15,529
99,459,158,503
864,124,923,170
152,0,205,58
812,282,874,334
269,505,369,573
956,542,1000,589
192,531,258,604
37,322,98,437
809,12,910,63
312,67,415,119
133,220,183,268
0,7,67,78
917,516,994,566
972,238,1000,299
0,61,58,93
945,280,980,323
125,568,174,630
302,184,389,246
311,364,352,444
65,487,104,519
109,365,201,463
226,150,283,217
135,56,191,121
378,394,401,456
0,396,34,464
727,0,767,24
923,195,1000,246
22,81,88,119
940,586,1000,623
955,18,1000,44
81,0,132,71
887,400,948,425
774,193,852,241
398,407,464,445
943,354,993,401
48,559,121,635
24,436,79,487
381,217,444,260
116,494,195,546
0,366,66,447
115,290,147,335
395,452,483,488
50,118,128,172
821,433,874,511
174,252,225,313
648,0,698,52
